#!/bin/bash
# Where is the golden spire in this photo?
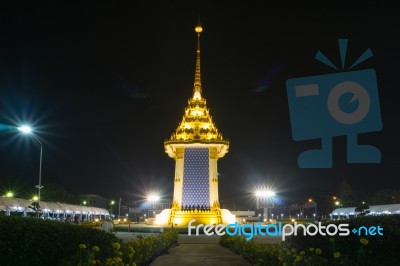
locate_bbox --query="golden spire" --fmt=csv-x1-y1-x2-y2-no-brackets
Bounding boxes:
164,22,229,152
193,23,203,100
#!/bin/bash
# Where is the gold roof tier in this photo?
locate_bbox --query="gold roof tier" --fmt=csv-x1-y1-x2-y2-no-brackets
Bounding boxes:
164,24,229,159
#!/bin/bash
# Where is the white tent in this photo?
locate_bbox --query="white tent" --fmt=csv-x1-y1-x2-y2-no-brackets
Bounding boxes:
367,204,400,215
331,204,400,217
331,207,357,216
0,197,109,217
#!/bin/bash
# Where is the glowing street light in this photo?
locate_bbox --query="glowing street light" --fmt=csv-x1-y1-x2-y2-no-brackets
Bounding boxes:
18,124,43,219
18,125,32,134
255,188,276,222
147,194,160,218
255,190,276,198
147,194,160,202
308,198,318,218
5,191,14,198
109,200,115,217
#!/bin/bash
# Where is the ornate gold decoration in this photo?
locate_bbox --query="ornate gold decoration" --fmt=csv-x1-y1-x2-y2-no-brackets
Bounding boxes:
164,25,229,147
174,173,181,182
209,147,218,159
211,200,220,210
176,147,184,159
172,200,180,210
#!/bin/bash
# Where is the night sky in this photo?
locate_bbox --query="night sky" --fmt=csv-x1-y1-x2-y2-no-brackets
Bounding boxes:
0,2,399,208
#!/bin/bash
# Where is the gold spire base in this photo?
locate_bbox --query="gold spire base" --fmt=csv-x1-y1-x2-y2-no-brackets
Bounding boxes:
154,208,236,226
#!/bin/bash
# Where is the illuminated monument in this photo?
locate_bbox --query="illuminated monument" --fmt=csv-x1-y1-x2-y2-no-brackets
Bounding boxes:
155,24,235,226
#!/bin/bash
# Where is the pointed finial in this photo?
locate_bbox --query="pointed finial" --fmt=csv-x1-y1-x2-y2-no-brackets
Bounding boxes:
193,20,202,100
195,26,203,33
195,16,202,34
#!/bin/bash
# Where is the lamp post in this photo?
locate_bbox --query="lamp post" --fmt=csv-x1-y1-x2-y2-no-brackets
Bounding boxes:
308,198,317,219
118,197,122,219
110,200,115,217
255,189,276,222
18,125,43,219
147,194,160,218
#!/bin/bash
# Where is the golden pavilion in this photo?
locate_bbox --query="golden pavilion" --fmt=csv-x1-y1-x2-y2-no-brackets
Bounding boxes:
155,24,235,226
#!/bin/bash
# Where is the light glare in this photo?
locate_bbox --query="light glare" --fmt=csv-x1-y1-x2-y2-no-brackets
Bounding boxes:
18,125,33,134
255,190,276,198
148,194,160,202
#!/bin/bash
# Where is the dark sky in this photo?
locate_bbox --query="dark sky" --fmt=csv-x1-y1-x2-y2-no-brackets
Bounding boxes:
0,2,399,208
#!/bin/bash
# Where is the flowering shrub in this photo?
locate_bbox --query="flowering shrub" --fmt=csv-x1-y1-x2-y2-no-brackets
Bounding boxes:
69,229,179,266
220,235,280,265
221,215,400,265
286,215,400,265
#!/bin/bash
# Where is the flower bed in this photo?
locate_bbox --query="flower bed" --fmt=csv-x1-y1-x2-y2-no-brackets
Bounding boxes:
68,230,179,266
220,215,400,265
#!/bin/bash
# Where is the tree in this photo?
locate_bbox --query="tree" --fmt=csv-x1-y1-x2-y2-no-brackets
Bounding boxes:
370,189,400,205
336,179,360,207
41,184,80,204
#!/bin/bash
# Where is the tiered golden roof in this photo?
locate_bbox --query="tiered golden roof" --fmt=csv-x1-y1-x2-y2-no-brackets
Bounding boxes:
165,24,229,145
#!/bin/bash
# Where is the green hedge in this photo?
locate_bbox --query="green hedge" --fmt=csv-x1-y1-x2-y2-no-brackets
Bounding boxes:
0,216,179,266
0,216,119,266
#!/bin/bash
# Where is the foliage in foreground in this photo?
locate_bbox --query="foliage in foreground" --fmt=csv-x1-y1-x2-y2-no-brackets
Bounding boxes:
68,230,178,266
220,215,400,266
0,216,178,266
0,216,117,265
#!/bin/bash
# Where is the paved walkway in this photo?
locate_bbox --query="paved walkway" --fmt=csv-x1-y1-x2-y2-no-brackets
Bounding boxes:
113,227,281,265
149,235,251,266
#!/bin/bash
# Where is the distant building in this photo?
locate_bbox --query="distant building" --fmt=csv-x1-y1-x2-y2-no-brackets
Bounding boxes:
128,202,172,222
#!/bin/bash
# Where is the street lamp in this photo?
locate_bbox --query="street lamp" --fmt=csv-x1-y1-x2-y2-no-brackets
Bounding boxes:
308,198,318,219
255,189,276,222
5,191,14,198
110,200,115,217
147,194,160,218
147,194,160,202
18,125,43,219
